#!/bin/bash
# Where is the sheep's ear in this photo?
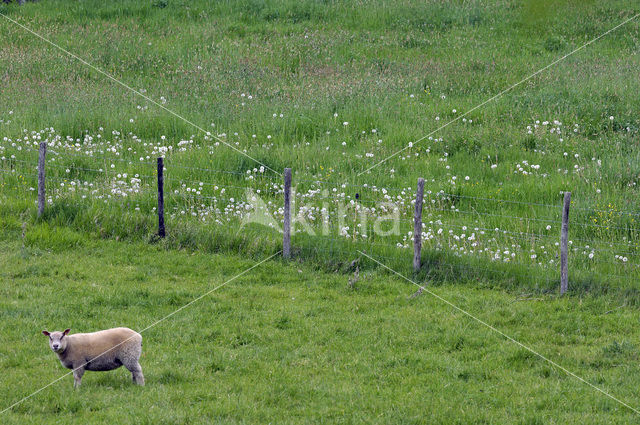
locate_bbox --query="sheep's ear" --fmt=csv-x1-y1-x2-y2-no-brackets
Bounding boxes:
42,330,50,336
63,329,71,336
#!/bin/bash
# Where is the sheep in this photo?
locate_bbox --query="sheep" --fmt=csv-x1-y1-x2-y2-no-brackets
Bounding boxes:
42,327,144,388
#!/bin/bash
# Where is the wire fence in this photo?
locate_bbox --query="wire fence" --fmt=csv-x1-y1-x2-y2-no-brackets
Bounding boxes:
2,148,639,295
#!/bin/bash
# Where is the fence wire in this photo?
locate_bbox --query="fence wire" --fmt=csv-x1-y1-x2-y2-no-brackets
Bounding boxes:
2,153,639,291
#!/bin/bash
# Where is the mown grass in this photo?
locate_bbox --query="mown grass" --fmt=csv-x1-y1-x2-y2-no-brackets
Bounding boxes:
1,227,640,424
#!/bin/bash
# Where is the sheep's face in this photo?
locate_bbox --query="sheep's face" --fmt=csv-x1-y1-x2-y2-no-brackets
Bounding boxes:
42,329,70,353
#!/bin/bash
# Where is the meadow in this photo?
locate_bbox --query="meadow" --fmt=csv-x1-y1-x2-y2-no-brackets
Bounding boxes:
1,0,639,292
1,0,640,422
2,228,640,424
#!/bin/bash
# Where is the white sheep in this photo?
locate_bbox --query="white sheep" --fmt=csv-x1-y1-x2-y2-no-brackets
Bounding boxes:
42,327,144,387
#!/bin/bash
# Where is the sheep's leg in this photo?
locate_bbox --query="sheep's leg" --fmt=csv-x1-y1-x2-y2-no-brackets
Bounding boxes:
126,361,144,386
73,367,85,388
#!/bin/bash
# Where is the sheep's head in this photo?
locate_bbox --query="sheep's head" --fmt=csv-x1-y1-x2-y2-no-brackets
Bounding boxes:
42,329,70,353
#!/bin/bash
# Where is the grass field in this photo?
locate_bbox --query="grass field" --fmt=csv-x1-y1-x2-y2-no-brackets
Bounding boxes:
1,0,639,290
2,226,640,424
1,0,640,422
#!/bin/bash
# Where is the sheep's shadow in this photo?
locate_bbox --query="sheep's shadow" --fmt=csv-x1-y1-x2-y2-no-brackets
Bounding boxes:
73,370,144,390
71,369,187,389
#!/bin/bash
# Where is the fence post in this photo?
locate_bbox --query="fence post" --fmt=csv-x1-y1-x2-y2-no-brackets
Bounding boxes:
283,168,291,259
157,157,165,238
560,191,571,294
37,142,47,217
413,178,425,272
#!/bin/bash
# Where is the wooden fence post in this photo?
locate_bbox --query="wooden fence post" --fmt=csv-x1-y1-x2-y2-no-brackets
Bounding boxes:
413,178,425,272
283,168,291,259
37,142,47,217
157,157,165,238
560,191,571,294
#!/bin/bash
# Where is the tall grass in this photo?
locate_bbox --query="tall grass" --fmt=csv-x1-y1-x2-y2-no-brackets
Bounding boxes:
1,0,639,296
